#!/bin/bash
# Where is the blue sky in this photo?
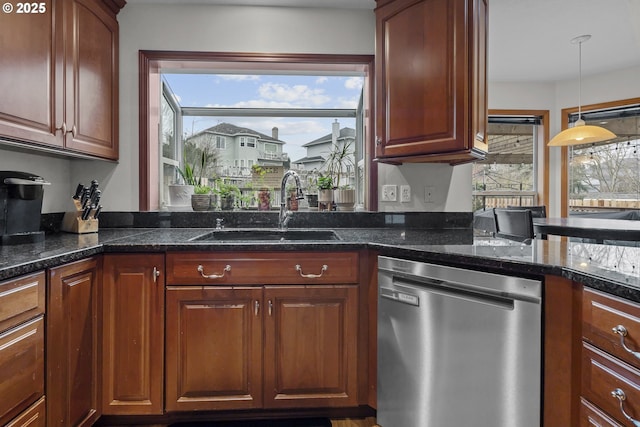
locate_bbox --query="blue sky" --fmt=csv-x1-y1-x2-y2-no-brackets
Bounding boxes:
162,73,364,161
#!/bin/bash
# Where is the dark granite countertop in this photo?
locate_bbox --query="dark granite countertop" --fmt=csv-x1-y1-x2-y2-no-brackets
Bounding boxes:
2,225,639,303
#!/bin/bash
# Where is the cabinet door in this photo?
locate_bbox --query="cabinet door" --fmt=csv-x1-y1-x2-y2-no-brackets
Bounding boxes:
47,258,100,427
63,0,118,159
0,317,44,426
0,1,62,147
102,254,164,415
166,286,263,411
264,285,359,408
375,0,487,164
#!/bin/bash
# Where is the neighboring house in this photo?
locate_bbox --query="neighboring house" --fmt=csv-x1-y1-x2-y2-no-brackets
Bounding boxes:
295,120,356,186
187,122,289,181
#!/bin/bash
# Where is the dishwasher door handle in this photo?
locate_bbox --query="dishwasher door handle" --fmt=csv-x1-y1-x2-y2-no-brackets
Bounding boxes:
380,287,420,306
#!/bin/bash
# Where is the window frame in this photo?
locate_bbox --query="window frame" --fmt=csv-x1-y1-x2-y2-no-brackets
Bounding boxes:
559,97,640,216
138,51,375,211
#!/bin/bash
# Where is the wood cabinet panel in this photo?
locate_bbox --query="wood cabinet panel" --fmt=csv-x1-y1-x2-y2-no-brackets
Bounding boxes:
583,288,640,370
580,397,624,427
0,8,61,147
167,251,359,285
102,254,164,415
165,286,263,411
0,0,119,159
5,397,46,427
47,257,100,427
0,317,44,426
0,272,45,333
264,285,359,408
374,0,487,164
582,342,640,426
64,0,118,159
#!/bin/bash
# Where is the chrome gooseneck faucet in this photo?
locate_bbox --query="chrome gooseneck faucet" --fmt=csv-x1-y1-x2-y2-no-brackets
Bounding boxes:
279,170,305,229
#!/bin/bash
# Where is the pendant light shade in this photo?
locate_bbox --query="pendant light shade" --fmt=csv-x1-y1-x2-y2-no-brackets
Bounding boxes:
548,119,617,146
549,35,616,147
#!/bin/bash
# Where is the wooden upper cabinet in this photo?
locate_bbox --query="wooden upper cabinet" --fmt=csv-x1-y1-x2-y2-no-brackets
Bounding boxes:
374,0,488,164
47,258,101,427
63,0,119,159
0,0,119,160
0,4,61,147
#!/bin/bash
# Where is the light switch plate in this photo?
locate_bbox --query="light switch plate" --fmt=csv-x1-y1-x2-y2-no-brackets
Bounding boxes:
382,184,397,202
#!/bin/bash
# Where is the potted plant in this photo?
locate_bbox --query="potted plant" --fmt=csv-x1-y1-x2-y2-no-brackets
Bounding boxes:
317,174,333,211
170,148,213,208
325,140,355,211
213,179,240,211
304,170,319,209
191,185,212,211
251,164,271,211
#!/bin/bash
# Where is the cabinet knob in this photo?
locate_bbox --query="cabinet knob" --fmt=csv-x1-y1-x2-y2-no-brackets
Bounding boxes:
612,325,640,360
153,266,160,282
376,137,382,145
69,124,77,138
611,388,640,426
254,300,260,316
56,122,67,134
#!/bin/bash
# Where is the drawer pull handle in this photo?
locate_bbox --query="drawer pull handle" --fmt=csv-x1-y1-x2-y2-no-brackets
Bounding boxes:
611,388,640,426
197,264,231,279
254,300,260,316
612,325,640,360
295,264,328,278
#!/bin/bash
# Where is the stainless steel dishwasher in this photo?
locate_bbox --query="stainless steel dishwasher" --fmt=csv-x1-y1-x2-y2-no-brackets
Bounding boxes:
377,256,542,427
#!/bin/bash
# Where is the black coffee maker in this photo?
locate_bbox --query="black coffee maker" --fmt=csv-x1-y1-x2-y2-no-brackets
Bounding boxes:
0,171,50,245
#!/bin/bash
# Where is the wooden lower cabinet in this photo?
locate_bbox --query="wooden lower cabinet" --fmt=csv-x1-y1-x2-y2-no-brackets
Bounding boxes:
5,397,46,427
264,285,359,408
47,258,101,427
102,254,165,415
165,286,263,411
165,284,360,411
0,317,45,426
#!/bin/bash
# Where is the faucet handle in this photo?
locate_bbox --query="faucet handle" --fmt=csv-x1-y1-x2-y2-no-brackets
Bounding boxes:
215,218,224,229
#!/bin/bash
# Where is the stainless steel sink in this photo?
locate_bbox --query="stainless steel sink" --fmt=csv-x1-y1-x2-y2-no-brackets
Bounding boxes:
190,229,340,242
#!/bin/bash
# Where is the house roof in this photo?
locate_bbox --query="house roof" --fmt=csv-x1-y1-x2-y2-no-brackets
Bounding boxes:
302,127,355,148
195,122,285,145
292,155,325,164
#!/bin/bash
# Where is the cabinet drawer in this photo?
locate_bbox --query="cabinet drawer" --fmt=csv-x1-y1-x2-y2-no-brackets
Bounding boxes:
581,397,624,427
0,317,45,426
167,251,359,285
583,288,640,370
5,397,45,427
0,272,45,333
582,342,640,426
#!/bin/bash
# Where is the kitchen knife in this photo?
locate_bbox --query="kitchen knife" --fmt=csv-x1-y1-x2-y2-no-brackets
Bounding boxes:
89,180,99,198
90,189,101,208
82,206,92,220
81,189,92,209
93,205,102,219
73,183,84,200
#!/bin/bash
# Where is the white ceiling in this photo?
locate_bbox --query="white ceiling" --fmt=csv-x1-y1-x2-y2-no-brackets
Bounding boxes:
125,0,640,83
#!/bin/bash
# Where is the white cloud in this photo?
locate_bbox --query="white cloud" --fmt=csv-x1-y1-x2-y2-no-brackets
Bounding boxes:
258,83,331,107
315,76,328,84
344,76,364,90
218,74,261,82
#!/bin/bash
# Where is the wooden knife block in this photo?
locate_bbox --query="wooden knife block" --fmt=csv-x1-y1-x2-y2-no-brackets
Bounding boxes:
61,200,99,234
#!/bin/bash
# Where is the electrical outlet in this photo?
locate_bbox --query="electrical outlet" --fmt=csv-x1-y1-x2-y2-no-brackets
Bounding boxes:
382,184,397,202
400,185,411,203
425,186,435,203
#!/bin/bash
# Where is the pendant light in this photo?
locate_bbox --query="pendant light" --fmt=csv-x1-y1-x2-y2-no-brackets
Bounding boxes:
548,34,616,146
